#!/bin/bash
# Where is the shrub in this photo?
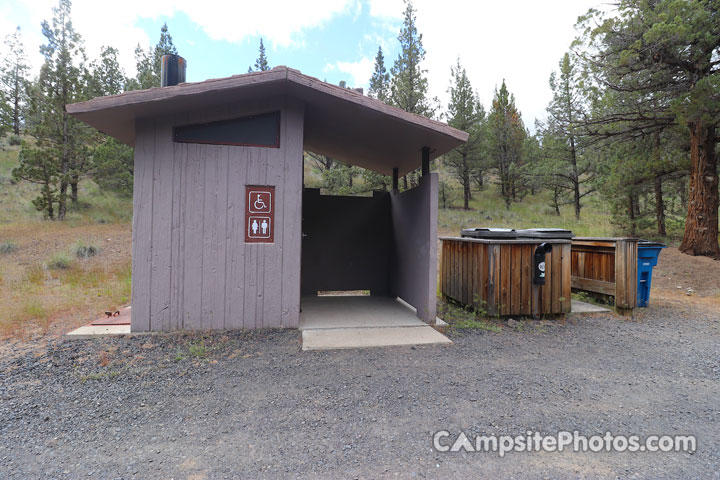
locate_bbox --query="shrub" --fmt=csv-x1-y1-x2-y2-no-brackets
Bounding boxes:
8,135,21,146
0,241,18,254
74,241,99,259
188,339,207,358
48,253,73,270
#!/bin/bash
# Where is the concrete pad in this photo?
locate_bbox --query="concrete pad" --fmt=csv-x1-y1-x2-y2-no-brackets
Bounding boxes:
571,299,611,313
300,296,426,330
302,325,452,351
66,324,131,338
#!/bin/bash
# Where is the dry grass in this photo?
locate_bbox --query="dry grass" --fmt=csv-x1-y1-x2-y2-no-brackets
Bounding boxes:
0,221,132,339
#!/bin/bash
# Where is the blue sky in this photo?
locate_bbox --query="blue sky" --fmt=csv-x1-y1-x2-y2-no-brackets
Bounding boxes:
0,0,600,130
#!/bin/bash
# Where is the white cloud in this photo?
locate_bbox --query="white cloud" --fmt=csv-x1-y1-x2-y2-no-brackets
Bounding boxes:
2,0,356,77
367,0,600,130
171,0,355,48
334,57,374,88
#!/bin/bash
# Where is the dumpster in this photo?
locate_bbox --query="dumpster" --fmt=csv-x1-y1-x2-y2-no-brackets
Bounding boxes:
636,240,666,307
441,228,573,316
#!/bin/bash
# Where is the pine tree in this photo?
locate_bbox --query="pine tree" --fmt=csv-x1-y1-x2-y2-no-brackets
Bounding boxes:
445,59,484,210
368,47,390,102
487,80,527,209
249,38,270,72
1,27,29,135
537,52,596,219
576,0,720,257
389,0,433,188
15,0,92,219
389,0,432,116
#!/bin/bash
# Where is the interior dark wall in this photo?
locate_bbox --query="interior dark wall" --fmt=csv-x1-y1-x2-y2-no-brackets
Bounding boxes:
301,188,392,295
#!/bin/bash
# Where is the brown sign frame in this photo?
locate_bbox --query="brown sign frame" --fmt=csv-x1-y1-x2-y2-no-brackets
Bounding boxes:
245,185,275,243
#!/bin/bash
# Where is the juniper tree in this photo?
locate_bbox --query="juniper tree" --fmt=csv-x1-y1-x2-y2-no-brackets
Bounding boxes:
445,59,485,210
16,0,91,219
89,46,134,194
487,80,527,209
1,27,29,135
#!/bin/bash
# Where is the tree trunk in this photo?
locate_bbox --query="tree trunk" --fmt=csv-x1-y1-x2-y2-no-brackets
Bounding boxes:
680,121,720,258
462,154,470,210
58,113,69,221
654,174,666,237
569,136,581,220
402,175,408,190
71,175,79,204
628,194,637,236
12,69,20,135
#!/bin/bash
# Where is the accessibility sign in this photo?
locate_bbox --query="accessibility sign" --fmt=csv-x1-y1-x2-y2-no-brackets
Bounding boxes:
245,186,275,243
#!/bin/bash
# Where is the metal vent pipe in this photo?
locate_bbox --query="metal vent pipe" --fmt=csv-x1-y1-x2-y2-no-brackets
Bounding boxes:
161,54,186,87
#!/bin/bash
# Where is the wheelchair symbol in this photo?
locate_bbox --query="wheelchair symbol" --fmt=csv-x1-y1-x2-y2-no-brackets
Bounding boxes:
254,194,267,211
248,190,272,213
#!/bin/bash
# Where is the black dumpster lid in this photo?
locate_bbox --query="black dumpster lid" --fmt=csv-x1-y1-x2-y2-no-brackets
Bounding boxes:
515,228,574,239
460,228,517,239
638,239,667,247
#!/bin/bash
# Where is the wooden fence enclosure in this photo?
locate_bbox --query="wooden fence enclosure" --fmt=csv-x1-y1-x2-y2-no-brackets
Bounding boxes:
440,237,572,316
570,237,638,310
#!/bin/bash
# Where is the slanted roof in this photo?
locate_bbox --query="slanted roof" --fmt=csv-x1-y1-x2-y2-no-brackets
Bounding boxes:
66,66,468,176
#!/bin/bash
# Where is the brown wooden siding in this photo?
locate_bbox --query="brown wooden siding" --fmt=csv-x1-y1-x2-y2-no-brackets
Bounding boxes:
440,238,571,316
570,238,637,309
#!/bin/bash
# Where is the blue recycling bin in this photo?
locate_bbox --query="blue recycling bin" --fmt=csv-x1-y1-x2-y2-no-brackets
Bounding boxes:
636,241,666,307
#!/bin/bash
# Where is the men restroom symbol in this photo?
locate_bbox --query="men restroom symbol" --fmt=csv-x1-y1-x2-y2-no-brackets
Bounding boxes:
248,216,271,238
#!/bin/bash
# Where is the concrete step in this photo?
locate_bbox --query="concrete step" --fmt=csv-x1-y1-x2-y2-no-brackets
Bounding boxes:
301,325,452,351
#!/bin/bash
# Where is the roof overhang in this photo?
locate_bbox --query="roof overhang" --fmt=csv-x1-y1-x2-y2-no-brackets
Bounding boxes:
66,66,468,176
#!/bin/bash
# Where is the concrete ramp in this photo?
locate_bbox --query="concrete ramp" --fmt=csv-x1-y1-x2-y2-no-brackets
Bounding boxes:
302,325,451,351
300,296,452,351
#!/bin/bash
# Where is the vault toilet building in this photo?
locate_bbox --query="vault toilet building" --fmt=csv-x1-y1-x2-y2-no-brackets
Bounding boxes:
67,65,468,332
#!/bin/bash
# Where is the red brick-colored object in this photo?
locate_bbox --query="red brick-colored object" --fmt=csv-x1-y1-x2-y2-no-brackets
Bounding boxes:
245,185,275,243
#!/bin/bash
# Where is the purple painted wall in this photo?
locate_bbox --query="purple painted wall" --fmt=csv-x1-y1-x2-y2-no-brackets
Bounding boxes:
390,173,439,323
131,96,305,331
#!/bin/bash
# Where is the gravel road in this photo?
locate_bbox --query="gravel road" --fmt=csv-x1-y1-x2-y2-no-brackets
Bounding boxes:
1,302,719,479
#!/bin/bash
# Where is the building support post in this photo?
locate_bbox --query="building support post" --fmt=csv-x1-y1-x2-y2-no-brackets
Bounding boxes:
421,146,430,177
392,167,399,193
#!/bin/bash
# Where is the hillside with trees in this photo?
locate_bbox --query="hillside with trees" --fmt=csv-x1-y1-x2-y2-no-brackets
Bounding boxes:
1,0,718,258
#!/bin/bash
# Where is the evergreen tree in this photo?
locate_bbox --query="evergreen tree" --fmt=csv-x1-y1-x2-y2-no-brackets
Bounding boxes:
390,0,432,116
537,52,596,219
16,0,91,219
248,38,270,72
88,46,134,195
487,80,527,209
576,0,720,257
1,27,29,135
389,0,433,188
89,46,124,96
445,59,484,209
368,46,390,102
132,22,178,90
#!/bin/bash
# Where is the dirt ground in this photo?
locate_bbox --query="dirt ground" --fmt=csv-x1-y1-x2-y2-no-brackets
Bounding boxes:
1,301,718,479
1,232,718,478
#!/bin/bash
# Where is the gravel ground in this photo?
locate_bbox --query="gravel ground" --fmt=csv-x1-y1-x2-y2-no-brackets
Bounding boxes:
1,303,719,479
